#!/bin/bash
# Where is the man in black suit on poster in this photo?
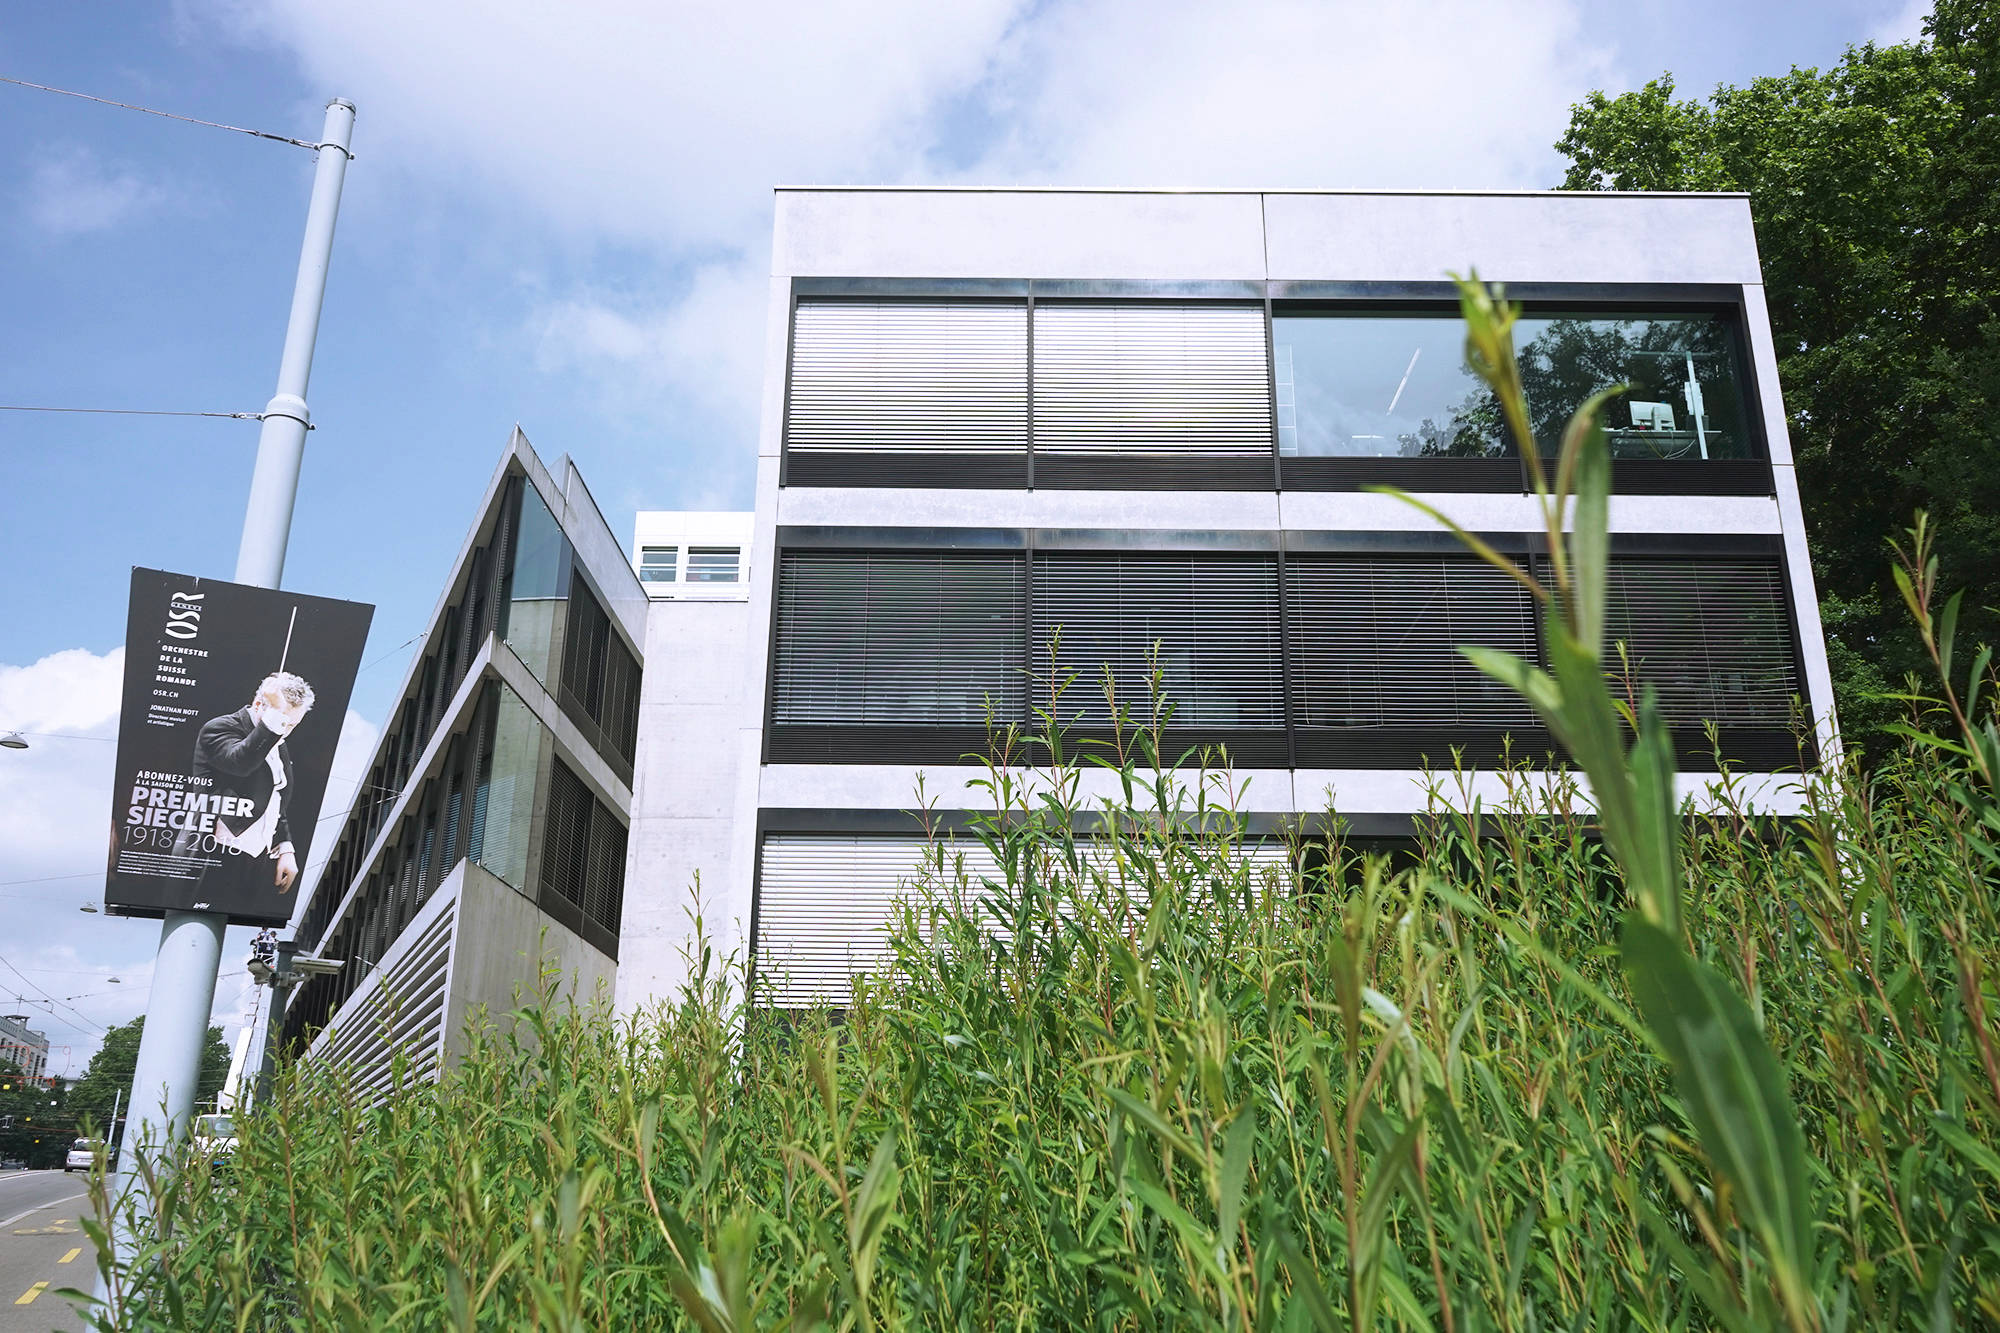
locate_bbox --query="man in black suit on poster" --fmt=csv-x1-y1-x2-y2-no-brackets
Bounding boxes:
173,671,316,892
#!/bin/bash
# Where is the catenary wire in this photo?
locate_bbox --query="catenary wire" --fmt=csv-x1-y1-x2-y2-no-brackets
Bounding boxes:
0,75,336,153
0,406,311,428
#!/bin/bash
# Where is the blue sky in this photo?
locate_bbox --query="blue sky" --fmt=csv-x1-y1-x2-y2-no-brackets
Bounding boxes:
0,0,1931,1066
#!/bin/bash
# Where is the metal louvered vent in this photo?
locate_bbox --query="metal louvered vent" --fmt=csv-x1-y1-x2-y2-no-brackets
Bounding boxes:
539,758,626,956
787,302,1028,454
770,550,1028,761
1033,303,1273,457
754,835,1293,1009
1032,553,1286,763
1605,560,1800,727
558,581,641,769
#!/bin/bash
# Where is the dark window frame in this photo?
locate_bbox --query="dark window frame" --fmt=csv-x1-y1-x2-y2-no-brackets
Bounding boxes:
778,279,1778,497
764,531,1815,773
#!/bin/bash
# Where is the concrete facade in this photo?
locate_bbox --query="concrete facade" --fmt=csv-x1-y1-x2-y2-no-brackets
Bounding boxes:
613,187,1837,1012
615,512,753,1011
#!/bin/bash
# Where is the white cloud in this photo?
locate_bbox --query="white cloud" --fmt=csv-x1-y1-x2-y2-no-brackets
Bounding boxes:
530,257,770,448
0,646,378,1076
22,145,175,237
1868,0,1931,46
208,0,1612,471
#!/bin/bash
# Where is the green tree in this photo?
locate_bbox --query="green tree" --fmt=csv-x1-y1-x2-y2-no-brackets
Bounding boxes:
0,1060,72,1168
1554,1,2000,758
67,1016,231,1142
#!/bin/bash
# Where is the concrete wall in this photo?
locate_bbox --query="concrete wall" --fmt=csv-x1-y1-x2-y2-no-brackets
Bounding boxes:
614,594,753,1013
447,862,616,1044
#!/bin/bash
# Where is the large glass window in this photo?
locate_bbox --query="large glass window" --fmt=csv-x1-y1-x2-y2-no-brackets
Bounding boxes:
1274,311,1756,461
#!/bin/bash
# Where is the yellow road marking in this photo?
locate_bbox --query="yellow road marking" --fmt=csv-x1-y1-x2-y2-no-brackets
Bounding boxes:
59,1246,81,1263
14,1280,47,1305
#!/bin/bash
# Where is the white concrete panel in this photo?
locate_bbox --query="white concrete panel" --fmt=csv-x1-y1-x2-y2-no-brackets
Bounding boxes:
1774,467,1841,762
777,487,1283,532
756,763,1298,814
759,276,791,459
774,189,1268,280
1274,491,1780,535
1263,192,1761,285
1292,768,1809,816
1739,284,1797,467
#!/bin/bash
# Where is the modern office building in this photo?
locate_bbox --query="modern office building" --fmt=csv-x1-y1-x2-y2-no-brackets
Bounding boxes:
617,187,1837,1012
0,1013,50,1082
281,430,643,1092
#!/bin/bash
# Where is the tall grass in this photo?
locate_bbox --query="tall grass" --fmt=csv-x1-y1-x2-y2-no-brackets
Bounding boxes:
68,733,2000,1330
70,282,2000,1330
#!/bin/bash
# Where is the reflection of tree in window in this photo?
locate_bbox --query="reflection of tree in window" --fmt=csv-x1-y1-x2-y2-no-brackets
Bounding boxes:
1417,315,1749,460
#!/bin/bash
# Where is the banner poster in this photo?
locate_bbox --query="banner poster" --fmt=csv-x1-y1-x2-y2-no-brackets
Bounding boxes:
104,568,374,926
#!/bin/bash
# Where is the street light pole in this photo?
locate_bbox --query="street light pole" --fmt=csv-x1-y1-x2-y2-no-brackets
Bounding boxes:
108,96,353,1283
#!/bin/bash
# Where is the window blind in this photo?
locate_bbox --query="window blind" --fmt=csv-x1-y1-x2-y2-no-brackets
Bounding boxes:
1031,553,1285,742
786,301,1028,455
754,835,1291,1009
539,758,627,953
1032,303,1273,457
772,550,1028,727
1287,556,1540,728
1603,559,1799,727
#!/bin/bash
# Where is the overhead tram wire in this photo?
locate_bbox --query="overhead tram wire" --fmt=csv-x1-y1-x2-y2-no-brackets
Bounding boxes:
0,953,107,1036
0,75,342,155
0,406,312,429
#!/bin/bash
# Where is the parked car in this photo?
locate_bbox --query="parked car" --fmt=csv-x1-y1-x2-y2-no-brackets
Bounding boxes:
64,1138,115,1173
190,1113,236,1169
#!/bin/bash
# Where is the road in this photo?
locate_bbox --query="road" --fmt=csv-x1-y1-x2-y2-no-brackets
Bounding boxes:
0,1171,91,1332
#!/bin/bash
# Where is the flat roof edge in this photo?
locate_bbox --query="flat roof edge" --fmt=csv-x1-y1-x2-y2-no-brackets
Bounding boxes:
772,186,1752,200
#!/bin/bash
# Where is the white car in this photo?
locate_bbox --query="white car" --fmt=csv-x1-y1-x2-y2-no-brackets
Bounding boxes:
64,1138,112,1173
190,1113,237,1168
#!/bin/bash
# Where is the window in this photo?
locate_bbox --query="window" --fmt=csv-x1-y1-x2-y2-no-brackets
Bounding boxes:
1273,311,1756,461
1033,303,1272,459
772,551,1027,729
686,547,742,583
1602,560,1799,726
1287,555,1544,767
638,547,677,583
539,758,626,954
1032,552,1286,762
558,581,642,768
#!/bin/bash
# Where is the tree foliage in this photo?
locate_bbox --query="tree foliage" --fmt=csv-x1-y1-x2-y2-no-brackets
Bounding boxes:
66,1016,231,1138
1554,0,2000,758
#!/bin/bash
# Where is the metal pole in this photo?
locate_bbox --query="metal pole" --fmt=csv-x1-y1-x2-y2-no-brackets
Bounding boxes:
105,96,353,1295
250,944,296,1110
236,98,354,589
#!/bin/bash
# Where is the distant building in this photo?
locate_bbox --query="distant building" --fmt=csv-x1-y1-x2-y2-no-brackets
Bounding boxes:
0,1014,49,1081
281,429,643,1093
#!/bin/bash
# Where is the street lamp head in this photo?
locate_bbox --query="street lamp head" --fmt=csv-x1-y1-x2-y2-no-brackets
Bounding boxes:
0,732,27,750
78,904,99,914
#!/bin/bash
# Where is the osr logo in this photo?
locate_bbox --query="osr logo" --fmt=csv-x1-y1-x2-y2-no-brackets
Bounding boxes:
165,591,204,641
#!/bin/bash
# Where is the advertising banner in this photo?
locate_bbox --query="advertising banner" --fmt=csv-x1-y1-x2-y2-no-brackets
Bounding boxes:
104,569,374,926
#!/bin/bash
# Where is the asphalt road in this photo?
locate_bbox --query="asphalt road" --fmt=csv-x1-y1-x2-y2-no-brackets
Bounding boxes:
0,1171,92,1332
